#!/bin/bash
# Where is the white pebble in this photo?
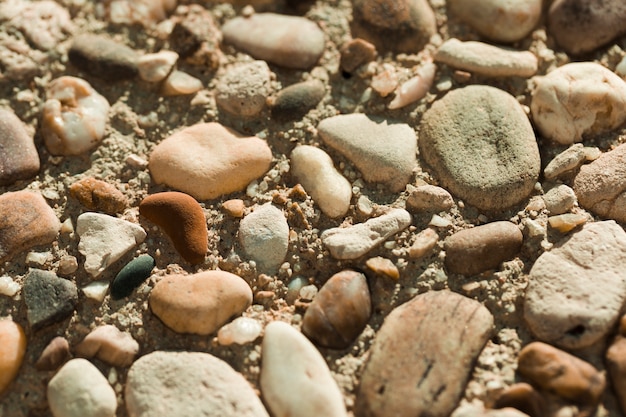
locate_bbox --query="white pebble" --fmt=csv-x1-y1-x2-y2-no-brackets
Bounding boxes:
82,281,110,302
429,214,451,227
388,63,436,110
0,276,20,297
217,317,263,346
138,50,178,82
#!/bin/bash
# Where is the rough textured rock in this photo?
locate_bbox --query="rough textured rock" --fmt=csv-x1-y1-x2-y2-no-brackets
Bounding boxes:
0,319,26,395
35,336,70,371
110,254,155,299
270,80,325,122
239,204,289,273
69,177,128,215
419,85,540,211
0,108,39,186
75,325,139,367
524,221,626,349
126,351,269,417
216,61,272,117
23,269,78,331
355,290,494,417
543,184,576,215
69,33,138,80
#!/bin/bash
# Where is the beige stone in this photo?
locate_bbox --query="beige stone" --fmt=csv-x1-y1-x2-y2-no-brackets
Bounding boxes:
75,325,139,367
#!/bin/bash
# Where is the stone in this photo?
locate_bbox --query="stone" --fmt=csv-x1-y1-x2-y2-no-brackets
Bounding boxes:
0,190,60,263
100,0,177,26
222,13,324,69
270,80,325,122
524,221,626,349
0,108,39,186
75,325,139,367
351,0,436,53
82,281,109,303
69,177,128,215
365,257,399,280
419,85,540,211
216,61,272,118
406,184,454,212
47,358,117,417
544,144,600,180
408,227,439,258
444,222,523,276
606,316,626,415
139,192,208,264
340,38,377,73
110,254,155,299
0,275,20,297
161,70,203,96
542,184,576,215
452,404,532,417
261,321,347,417
531,63,626,145
573,143,626,223
69,33,138,80
149,123,273,200
290,145,352,218
493,383,544,417
35,336,70,371
388,62,436,110
547,213,587,233
137,50,178,82
355,290,494,417
302,270,371,349
371,65,398,97
435,39,538,78
126,351,269,417
548,0,626,55
76,212,147,278
149,270,253,335
169,4,221,59
222,199,245,218
23,269,78,331
0,319,26,395
322,209,412,259
318,114,417,192
449,0,541,43
517,342,605,409
239,204,289,273
217,317,263,346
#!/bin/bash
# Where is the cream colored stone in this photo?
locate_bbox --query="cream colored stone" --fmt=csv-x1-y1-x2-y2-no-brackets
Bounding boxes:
137,50,178,82
75,325,139,367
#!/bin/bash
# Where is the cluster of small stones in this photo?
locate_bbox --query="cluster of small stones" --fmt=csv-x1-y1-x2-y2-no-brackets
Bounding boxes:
1,0,626,417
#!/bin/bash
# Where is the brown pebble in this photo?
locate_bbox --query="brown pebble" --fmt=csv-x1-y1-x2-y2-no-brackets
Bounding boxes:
222,199,245,218
0,109,40,186
340,38,377,73
69,34,138,80
493,382,544,417
365,257,399,280
35,336,70,371
69,177,128,215
139,192,208,264
606,324,626,415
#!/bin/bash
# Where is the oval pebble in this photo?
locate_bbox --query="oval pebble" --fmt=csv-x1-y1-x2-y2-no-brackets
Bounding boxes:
69,177,128,215
0,108,39,186
216,61,272,118
0,319,26,395
69,33,138,80
35,336,70,372
75,325,139,367
542,184,576,215
111,254,155,299
406,184,454,212
217,317,263,346
302,270,371,349
270,80,325,122
161,70,203,96
239,204,289,273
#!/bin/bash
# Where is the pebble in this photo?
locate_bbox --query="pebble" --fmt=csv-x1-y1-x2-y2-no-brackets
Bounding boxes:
110,254,155,299
453,405,531,417
126,351,269,417
524,221,626,349
270,80,325,122
318,114,417,192
339,38,377,73
216,60,272,118
139,192,208,264
0,319,26,395
100,0,176,26
449,0,541,43
493,383,544,417
321,209,412,260
547,213,587,233
260,321,347,417
542,184,576,215
444,221,523,276
290,145,352,218
0,108,39,186
543,144,598,180
606,316,626,415
23,269,78,331
406,184,454,212
365,257,399,280
222,13,324,70
82,281,110,303
239,204,289,273
408,227,439,259
149,122,273,200
75,325,139,367
517,342,605,410
168,4,221,60
137,50,178,82
355,290,494,417
35,336,70,371
573,143,626,223
161,70,203,96
0,275,20,297
419,85,540,211
76,212,147,278
371,65,398,97
69,33,139,80
302,270,371,349
434,39,538,78
47,358,117,417
69,177,128,215
531,62,626,145
41,76,110,156
388,62,436,110
149,270,252,335
222,199,245,218
217,317,263,346
351,0,436,53
548,0,626,55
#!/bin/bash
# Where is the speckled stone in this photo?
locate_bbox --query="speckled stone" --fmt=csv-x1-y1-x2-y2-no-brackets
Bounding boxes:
23,269,78,331
69,177,128,215
216,61,272,118
0,319,26,395
111,254,155,299
0,108,39,186
69,33,138,80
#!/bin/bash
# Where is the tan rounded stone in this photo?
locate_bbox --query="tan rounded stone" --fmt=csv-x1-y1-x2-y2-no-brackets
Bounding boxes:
0,319,26,395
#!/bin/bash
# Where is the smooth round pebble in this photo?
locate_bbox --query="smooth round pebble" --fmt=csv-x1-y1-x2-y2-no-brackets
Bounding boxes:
0,108,40,186
0,319,26,395
216,61,272,117
161,70,202,96
365,257,399,280
217,317,263,346
239,204,289,273
75,325,139,367
111,254,155,299
270,80,325,122
69,177,128,215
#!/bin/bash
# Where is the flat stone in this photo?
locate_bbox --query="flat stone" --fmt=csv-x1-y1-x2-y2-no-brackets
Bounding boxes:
126,351,269,417
69,177,128,215
110,254,155,299
69,33,138,80
0,319,26,395
322,209,411,260
419,85,540,211
149,270,253,335
290,145,352,218
355,290,494,417
302,270,371,349
239,204,289,273
222,13,324,70
0,108,39,186
23,269,78,331
543,184,576,215
548,0,626,55
406,184,454,212
270,80,325,122
0,190,60,263
139,192,207,264
222,199,245,218
261,321,347,417
547,212,587,233
524,221,626,349
444,221,523,276
149,122,273,200
75,325,139,367
531,63,626,145
76,212,146,278
339,38,377,73
318,114,417,192
161,70,202,96
216,61,272,117
47,358,117,417
35,336,70,371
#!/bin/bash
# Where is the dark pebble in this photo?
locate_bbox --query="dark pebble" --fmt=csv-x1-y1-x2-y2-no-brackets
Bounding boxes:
23,269,78,331
270,80,325,123
69,34,138,80
111,254,155,300
340,38,377,73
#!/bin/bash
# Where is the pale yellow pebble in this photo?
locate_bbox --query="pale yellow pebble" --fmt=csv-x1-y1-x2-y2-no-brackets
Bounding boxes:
0,319,27,395
162,70,203,96
365,256,399,280
548,213,587,233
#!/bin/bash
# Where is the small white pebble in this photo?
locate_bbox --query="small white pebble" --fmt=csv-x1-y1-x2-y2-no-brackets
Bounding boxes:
125,153,149,168
26,251,51,267
82,281,110,302
429,214,451,227
0,276,21,297
137,50,178,82
217,317,263,346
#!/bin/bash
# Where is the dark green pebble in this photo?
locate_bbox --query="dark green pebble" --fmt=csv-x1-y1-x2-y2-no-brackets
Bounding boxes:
111,254,155,300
